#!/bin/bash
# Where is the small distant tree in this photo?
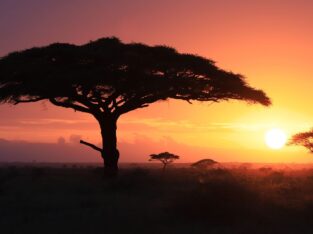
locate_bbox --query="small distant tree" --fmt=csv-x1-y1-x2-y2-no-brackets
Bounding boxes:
149,152,180,172
238,163,253,171
258,167,272,173
191,159,218,170
289,129,313,152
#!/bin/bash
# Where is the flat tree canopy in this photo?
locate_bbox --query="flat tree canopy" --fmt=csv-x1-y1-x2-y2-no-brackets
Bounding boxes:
191,159,218,170
289,129,313,153
0,37,271,173
149,152,180,171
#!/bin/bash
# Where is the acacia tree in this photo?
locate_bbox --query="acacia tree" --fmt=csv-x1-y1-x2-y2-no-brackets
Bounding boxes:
149,152,180,172
0,37,271,174
191,159,218,170
289,129,313,152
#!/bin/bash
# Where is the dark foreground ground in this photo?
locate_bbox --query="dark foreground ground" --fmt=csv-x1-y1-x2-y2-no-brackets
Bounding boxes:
1,164,313,234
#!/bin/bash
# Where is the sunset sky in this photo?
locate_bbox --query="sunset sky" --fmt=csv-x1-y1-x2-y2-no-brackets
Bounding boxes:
1,0,313,163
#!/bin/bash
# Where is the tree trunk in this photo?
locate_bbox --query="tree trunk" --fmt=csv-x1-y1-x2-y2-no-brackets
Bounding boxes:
162,163,167,172
98,116,119,176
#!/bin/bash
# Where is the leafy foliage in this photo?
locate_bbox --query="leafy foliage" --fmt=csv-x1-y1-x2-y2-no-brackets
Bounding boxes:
289,129,313,152
0,37,270,119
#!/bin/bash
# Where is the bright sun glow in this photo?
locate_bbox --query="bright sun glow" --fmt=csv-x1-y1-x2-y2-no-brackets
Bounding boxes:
265,128,287,149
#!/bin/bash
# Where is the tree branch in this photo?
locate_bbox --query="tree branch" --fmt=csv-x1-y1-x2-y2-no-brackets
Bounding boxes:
94,92,110,113
75,92,101,112
104,91,122,112
49,98,91,113
14,97,45,105
80,140,102,152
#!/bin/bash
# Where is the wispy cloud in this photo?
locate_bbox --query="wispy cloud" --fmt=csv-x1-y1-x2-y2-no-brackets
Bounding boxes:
120,118,267,132
120,118,194,128
120,118,313,133
0,126,21,130
18,118,93,125
209,122,270,131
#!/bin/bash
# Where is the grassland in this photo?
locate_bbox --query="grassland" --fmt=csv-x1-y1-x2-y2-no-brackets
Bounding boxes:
1,163,313,233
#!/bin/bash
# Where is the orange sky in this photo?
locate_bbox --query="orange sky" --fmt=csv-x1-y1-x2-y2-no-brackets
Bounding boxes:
1,0,313,163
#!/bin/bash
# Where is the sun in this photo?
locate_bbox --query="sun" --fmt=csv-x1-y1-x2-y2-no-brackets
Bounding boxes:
265,128,287,149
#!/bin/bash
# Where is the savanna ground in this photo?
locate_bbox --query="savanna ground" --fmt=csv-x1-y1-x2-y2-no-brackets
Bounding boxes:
1,163,313,234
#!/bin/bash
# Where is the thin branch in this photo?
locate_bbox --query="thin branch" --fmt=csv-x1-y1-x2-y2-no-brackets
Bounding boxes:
112,98,118,111
104,91,121,111
80,140,102,152
94,92,110,113
73,92,100,112
49,98,91,113
14,97,45,105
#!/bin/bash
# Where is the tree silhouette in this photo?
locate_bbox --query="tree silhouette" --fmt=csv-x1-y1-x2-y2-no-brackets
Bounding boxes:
289,129,313,152
149,152,180,171
0,37,271,174
191,159,218,170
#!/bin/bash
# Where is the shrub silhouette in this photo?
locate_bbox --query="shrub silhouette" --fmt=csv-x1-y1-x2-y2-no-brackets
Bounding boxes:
259,167,272,173
0,37,271,174
149,152,179,172
191,159,218,170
